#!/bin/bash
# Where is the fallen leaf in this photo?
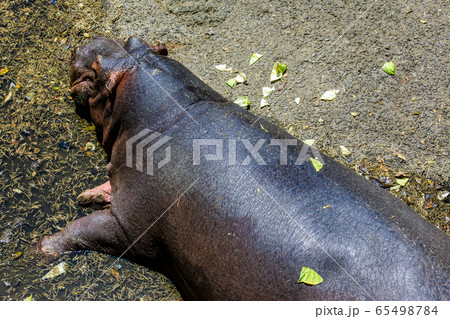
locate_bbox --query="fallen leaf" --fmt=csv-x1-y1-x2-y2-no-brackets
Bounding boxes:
234,96,250,108
270,62,287,82
42,262,68,280
437,191,449,201
382,61,395,75
339,145,351,156
226,78,236,87
396,178,409,187
310,158,323,172
110,269,119,279
294,97,300,105
320,89,339,101
262,86,275,98
260,99,270,108
298,267,323,285
215,64,232,72
0,66,9,75
249,53,262,66
424,201,434,209
302,139,315,146
234,73,247,84
12,251,22,259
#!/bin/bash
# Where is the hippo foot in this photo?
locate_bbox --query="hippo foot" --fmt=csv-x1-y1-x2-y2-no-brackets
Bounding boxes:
28,236,65,266
77,181,111,209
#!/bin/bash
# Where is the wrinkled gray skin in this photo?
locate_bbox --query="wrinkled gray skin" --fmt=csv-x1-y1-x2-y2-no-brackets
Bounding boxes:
37,36,450,300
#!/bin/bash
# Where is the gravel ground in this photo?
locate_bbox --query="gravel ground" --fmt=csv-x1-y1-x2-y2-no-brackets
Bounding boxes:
105,0,449,183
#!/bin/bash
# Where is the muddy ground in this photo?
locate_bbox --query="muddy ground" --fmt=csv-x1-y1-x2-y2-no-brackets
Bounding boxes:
0,0,448,301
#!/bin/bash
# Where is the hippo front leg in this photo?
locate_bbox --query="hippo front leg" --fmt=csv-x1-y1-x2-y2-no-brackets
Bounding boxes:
37,209,129,259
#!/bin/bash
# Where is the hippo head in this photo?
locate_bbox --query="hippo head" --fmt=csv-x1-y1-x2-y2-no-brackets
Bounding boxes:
70,36,126,120
70,36,168,121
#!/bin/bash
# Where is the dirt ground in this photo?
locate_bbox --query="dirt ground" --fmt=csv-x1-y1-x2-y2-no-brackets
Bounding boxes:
0,0,448,301
104,0,449,225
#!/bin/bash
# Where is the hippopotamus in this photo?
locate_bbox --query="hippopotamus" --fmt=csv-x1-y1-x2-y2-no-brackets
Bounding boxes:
37,36,450,300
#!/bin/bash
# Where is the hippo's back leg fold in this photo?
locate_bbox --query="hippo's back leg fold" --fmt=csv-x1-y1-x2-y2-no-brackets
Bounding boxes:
38,209,129,258
77,180,112,209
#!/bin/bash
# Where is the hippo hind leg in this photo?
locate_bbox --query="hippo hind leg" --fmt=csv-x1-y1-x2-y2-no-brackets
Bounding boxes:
77,181,111,209
37,209,129,259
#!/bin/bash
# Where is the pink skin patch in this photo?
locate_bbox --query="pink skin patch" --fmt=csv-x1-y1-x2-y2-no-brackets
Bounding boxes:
77,180,111,209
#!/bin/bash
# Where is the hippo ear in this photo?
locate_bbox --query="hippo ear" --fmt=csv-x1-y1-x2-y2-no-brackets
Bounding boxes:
152,44,168,56
123,36,149,53
91,56,125,95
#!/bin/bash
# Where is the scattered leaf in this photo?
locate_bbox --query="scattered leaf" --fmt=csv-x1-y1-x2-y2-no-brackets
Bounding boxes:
42,262,68,280
110,269,120,279
277,80,287,91
294,97,300,105
12,251,22,259
310,158,323,172
320,89,339,101
339,145,351,156
262,86,275,98
350,111,359,117
270,62,287,82
396,178,409,187
226,78,237,87
419,19,427,24
424,201,434,209
249,53,262,66
234,73,247,84
323,205,332,209
84,142,95,151
302,139,315,146
234,96,250,108
260,99,270,108
298,267,323,285
24,294,33,301
215,64,232,72
437,191,449,201
382,61,395,75
13,188,23,194
0,66,9,75
83,33,90,38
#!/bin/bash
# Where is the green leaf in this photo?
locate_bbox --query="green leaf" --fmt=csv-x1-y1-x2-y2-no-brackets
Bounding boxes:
249,53,262,66
215,64,232,72
310,157,323,172
382,61,395,75
234,73,247,83
298,267,323,285
234,96,250,108
260,99,270,108
42,262,68,280
226,78,237,87
270,62,287,82
262,86,275,98
302,139,316,146
320,89,339,101
396,177,409,187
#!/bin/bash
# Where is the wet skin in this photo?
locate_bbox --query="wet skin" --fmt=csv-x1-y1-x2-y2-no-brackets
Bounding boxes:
37,36,450,300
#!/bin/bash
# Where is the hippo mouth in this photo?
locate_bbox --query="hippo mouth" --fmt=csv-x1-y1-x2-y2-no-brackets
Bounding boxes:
70,69,96,120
